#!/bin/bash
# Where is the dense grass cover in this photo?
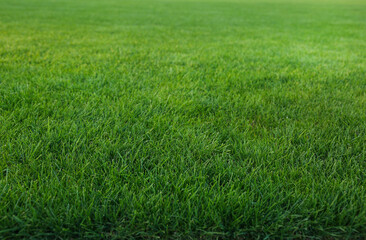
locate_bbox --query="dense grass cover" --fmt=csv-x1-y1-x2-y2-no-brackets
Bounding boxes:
1,0,366,238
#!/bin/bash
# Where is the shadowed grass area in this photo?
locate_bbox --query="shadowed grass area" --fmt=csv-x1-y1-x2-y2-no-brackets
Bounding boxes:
0,0,366,238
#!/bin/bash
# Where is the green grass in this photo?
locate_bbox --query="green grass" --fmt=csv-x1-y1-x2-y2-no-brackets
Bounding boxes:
1,0,366,238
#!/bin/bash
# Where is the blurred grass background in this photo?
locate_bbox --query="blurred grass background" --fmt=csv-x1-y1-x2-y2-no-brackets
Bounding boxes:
1,0,366,238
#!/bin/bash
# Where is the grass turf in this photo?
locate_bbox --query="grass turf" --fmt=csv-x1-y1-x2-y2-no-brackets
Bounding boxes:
0,0,366,238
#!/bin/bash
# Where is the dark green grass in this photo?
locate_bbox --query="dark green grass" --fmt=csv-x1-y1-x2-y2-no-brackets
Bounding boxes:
1,0,366,238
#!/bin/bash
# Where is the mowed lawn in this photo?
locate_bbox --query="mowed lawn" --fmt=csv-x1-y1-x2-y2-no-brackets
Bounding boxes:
0,0,366,238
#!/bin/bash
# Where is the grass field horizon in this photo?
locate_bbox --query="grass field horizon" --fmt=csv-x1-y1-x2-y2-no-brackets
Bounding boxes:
1,0,366,238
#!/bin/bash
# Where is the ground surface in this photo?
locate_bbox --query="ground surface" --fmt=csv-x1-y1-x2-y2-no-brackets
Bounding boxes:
0,0,366,238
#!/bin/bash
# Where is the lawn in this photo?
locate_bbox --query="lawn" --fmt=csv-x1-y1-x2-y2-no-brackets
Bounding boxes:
0,0,366,238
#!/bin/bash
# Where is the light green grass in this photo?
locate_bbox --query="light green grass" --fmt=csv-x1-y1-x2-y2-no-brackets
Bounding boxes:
0,0,366,238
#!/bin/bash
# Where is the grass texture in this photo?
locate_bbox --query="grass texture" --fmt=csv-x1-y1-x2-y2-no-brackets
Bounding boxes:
0,0,366,238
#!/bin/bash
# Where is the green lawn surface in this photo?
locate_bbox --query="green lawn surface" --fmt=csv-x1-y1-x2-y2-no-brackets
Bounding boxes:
0,0,366,238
